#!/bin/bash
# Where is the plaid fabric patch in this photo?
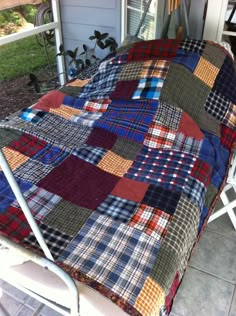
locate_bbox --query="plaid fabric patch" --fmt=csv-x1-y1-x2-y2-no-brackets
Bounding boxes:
132,78,164,100
126,147,195,191
220,124,236,150
95,99,157,143
14,159,54,184
142,185,181,215
183,176,206,210
158,195,199,278
154,101,182,131
127,39,180,62
202,42,226,69
129,204,172,240
71,111,102,127
12,185,61,221
23,222,72,259
205,90,230,122
9,133,47,157
223,102,236,128
172,133,202,156
49,104,82,120
96,194,138,222
1,147,29,171
72,145,107,165
0,173,31,213
44,200,92,236
60,213,160,304
118,62,143,81
83,99,111,113
32,144,69,167
97,150,133,177
141,60,170,79
194,57,220,88
190,159,212,187
134,277,165,316
214,55,236,104
0,206,31,241
79,63,122,100
62,95,85,109
144,123,176,149
24,114,92,150
18,108,47,123
173,49,200,72
66,79,89,87
109,80,139,100
111,137,142,160
0,129,22,149
179,39,206,54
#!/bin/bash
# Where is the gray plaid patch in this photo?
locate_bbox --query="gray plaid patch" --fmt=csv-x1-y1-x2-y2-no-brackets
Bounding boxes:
72,145,107,165
118,62,143,81
154,101,182,131
172,133,202,156
44,200,92,236
14,159,53,184
111,137,142,160
0,128,22,149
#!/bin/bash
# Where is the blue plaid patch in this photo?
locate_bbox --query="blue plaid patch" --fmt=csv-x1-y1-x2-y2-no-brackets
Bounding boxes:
132,78,164,100
96,195,138,222
183,176,206,210
32,144,69,166
70,111,102,127
72,145,107,165
173,49,200,72
79,63,122,100
63,96,86,109
19,108,46,123
60,213,160,305
126,147,195,192
94,99,157,143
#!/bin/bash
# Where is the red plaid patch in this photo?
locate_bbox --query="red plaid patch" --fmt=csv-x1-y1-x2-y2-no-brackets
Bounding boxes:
220,124,236,150
9,134,47,157
83,99,111,113
130,204,172,240
190,159,212,187
144,123,176,149
0,206,31,241
127,39,181,62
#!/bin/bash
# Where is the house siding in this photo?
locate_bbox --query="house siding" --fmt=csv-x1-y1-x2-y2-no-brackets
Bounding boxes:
60,0,121,59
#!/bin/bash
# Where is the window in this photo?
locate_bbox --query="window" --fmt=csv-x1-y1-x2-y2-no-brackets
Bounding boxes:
122,0,158,41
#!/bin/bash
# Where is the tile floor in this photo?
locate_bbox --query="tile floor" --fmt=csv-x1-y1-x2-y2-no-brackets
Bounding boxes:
0,196,235,316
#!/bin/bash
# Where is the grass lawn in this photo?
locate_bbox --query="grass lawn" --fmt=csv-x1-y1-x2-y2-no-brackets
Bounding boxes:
0,35,56,81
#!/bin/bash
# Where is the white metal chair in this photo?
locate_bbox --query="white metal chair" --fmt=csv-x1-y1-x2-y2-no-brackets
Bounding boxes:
208,151,236,230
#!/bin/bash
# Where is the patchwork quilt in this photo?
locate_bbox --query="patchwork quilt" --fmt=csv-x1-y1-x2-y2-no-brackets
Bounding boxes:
0,39,236,316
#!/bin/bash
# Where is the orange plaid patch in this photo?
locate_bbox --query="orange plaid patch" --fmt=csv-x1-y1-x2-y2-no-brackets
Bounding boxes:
141,60,170,80
49,104,82,120
224,102,236,128
194,57,219,88
1,148,29,171
83,99,111,113
97,151,133,177
134,277,165,316
66,79,89,87
144,123,176,149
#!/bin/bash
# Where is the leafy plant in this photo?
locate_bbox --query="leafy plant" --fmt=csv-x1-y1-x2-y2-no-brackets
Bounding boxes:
57,30,118,77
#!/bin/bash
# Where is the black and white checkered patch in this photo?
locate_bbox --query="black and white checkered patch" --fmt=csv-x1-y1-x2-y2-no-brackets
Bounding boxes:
72,145,107,165
23,222,72,259
205,90,230,122
180,39,206,54
96,195,138,222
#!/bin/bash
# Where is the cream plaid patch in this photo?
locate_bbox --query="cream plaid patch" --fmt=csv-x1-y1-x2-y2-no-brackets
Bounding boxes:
49,105,82,120
66,79,89,87
97,150,133,177
141,60,170,80
223,102,236,128
194,57,220,88
1,148,29,171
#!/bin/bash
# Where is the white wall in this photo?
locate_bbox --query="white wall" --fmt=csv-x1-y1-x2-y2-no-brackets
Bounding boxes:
60,0,121,59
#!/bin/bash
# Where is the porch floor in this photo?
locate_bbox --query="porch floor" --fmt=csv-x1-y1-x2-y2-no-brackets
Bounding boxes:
0,194,236,316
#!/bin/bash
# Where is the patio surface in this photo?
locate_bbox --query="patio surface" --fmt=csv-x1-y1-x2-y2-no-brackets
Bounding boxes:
0,193,236,316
